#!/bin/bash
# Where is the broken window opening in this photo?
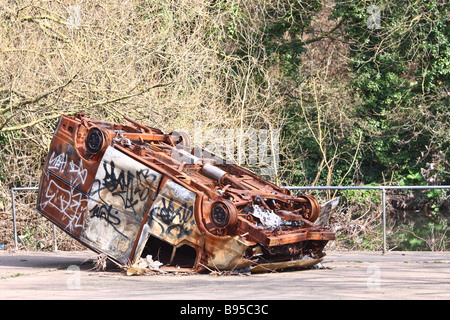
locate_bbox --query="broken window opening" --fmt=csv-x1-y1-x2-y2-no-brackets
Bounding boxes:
171,244,197,269
141,236,197,268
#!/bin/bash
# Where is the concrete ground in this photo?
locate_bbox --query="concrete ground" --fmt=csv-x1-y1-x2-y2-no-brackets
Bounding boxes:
0,250,449,300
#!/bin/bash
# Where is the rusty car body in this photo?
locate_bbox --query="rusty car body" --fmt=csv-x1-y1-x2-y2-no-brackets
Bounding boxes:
36,114,336,273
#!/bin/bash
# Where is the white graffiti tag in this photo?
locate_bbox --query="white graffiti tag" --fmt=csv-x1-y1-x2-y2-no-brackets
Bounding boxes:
40,179,86,232
48,152,68,173
68,159,88,186
48,151,88,187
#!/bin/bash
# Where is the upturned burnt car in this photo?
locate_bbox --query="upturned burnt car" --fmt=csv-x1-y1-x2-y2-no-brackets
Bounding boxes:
36,113,337,273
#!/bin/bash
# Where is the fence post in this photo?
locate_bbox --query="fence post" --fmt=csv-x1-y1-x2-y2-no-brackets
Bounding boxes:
11,188,18,250
53,225,58,252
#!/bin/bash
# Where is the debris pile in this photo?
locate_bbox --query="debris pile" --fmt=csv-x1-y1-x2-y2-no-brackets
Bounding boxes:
250,205,281,231
126,255,164,276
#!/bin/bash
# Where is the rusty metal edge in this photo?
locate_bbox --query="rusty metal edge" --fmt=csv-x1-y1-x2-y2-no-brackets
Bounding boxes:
250,257,323,274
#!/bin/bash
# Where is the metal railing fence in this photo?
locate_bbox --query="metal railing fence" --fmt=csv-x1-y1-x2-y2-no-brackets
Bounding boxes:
285,185,450,253
9,185,450,253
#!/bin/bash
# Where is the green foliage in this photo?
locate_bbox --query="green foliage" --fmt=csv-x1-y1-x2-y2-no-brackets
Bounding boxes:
398,169,426,186
261,0,323,79
333,0,450,184
341,185,381,207
393,215,449,251
220,0,323,80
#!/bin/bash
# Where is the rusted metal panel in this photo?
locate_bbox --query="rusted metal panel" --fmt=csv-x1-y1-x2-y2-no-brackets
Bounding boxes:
204,235,253,271
250,257,323,273
37,114,338,273
38,174,88,236
36,117,99,238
